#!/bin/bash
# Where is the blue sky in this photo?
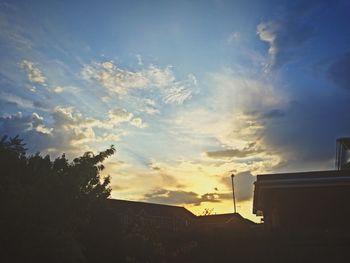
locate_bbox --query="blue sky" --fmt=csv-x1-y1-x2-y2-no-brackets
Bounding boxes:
1,0,350,220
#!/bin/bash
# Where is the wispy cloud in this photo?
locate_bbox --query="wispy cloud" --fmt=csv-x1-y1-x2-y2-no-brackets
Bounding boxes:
81,61,196,104
0,91,35,109
0,5,33,50
20,60,46,85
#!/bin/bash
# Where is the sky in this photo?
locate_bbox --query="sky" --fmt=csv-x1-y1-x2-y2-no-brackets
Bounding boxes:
1,0,350,221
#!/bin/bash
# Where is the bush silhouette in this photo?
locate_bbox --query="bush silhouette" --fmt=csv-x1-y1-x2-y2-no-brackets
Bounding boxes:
0,135,115,262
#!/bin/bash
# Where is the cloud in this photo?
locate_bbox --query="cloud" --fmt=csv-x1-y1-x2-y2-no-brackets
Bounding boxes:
20,60,46,85
261,97,350,172
220,171,255,201
0,91,35,109
262,109,286,119
81,61,196,104
53,86,64,93
48,85,80,94
169,68,285,176
144,189,200,205
130,117,147,128
81,61,148,95
0,107,115,155
147,161,180,186
256,2,320,69
107,108,147,128
163,85,193,105
0,7,33,50
0,112,52,153
206,143,263,159
327,51,350,91
108,108,133,124
0,104,149,157
200,192,232,203
135,98,160,115
209,68,284,111
143,188,232,206
0,112,46,134
33,100,50,110
173,70,285,151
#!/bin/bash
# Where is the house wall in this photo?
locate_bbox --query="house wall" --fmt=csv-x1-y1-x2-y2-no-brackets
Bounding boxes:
262,186,350,236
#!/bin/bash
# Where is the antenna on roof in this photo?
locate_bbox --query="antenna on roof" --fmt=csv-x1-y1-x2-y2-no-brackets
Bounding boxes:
231,174,237,214
336,138,350,170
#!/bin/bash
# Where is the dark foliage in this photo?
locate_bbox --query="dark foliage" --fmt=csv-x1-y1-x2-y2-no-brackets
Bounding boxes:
0,135,115,262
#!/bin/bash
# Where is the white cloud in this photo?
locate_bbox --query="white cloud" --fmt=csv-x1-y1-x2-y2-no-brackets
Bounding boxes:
210,68,284,111
256,22,279,56
172,68,285,149
81,61,196,104
50,85,80,94
106,108,147,128
163,85,193,105
52,86,64,93
20,60,46,85
81,61,149,95
108,108,133,124
130,117,147,128
163,73,196,104
0,104,148,157
145,65,175,87
167,68,285,177
138,98,160,115
256,21,281,70
0,111,46,133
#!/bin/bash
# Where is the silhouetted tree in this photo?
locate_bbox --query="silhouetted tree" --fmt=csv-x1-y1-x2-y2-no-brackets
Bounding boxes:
0,135,115,263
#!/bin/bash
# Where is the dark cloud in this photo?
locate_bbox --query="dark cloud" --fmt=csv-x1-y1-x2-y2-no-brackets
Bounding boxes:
143,189,233,206
144,189,201,205
206,143,263,159
257,1,326,69
262,109,286,119
328,52,350,91
175,184,186,189
33,100,50,109
160,173,179,186
263,96,350,171
220,171,255,201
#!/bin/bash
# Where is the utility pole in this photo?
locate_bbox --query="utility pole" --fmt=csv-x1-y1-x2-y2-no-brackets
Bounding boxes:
231,174,237,214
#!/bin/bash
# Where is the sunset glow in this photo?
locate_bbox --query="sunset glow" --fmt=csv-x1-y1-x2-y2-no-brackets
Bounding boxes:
1,0,350,221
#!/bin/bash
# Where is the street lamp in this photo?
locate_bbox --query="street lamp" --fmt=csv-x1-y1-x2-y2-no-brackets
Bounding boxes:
231,174,237,214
